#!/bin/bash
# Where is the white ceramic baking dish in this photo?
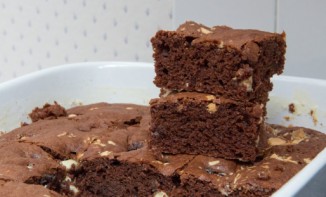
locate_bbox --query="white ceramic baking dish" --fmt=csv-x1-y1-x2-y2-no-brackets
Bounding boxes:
0,62,325,196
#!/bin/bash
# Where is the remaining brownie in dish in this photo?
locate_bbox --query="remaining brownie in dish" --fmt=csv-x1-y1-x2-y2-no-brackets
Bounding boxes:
0,102,325,197
0,181,62,197
151,21,286,104
150,92,264,161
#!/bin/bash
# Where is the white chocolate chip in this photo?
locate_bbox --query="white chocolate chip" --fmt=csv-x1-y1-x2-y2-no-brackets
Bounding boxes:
200,27,212,34
68,114,77,119
57,132,67,137
89,107,98,111
233,173,241,184
291,129,308,144
67,133,77,138
153,191,168,197
64,176,72,182
208,160,220,166
27,163,34,170
240,76,253,92
207,103,217,113
69,185,80,194
303,158,311,164
268,137,287,146
218,41,224,48
151,160,164,165
107,140,117,146
270,154,298,164
60,159,78,170
206,95,216,101
126,107,133,110
161,88,172,98
93,139,106,147
99,151,112,156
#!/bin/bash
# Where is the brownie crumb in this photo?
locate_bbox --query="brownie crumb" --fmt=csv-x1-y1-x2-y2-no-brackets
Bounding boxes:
29,102,67,122
284,116,291,121
310,109,318,125
20,122,29,127
288,103,295,113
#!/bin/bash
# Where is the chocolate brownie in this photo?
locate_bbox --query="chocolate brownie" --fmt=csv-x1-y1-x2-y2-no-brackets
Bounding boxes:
150,92,264,161
151,21,286,104
0,181,62,197
0,103,325,197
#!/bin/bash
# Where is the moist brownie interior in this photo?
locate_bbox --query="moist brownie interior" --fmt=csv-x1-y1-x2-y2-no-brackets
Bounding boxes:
150,92,264,161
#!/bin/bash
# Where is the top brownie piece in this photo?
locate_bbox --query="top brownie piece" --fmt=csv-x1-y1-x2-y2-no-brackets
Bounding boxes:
151,21,286,103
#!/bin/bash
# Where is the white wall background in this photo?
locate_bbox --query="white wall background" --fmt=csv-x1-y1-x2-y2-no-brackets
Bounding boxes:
0,0,325,83
0,0,173,83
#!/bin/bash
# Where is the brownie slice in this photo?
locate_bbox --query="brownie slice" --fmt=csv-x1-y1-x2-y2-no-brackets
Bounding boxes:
73,150,193,196
150,92,264,161
0,181,63,197
151,21,286,104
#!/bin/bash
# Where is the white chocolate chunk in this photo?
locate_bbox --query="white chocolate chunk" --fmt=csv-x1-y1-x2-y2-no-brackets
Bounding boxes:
291,129,308,144
99,151,112,156
69,185,79,194
206,95,216,101
268,137,287,146
68,114,77,119
207,103,217,113
208,160,220,166
107,140,117,146
161,88,172,98
57,132,67,137
303,158,311,164
93,139,106,147
153,191,168,197
200,27,212,34
218,41,224,48
240,76,253,92
64,176,72,182
60,159,78,170
270,154,298,164
27,163,34,170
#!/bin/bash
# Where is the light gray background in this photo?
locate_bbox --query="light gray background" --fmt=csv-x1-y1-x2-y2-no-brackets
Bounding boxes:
1,0,325,83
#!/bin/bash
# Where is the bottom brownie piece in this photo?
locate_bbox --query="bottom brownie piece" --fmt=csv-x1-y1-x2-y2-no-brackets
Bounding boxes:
150,92,264,161
0,102,325,197
74,158,178,196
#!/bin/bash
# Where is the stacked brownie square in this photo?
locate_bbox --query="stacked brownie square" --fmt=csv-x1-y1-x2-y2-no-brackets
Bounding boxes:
150,21,286,161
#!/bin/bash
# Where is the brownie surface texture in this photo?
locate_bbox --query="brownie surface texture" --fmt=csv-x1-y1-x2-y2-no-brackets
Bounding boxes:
0,102,325,197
